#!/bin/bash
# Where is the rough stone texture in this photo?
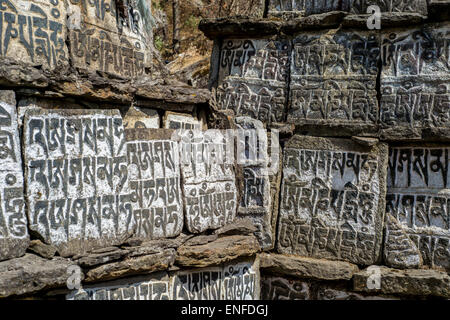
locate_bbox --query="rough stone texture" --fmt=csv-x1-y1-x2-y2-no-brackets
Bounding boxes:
342,13,427,29
199,19,283,40
0,90,29,261
85,248,176,282
316,287,398,300
176,235,260,268
180,129,237,233
123,106,160,129
67,272,170,300
384,213,422,269
260,253,359,281
277,135,388,265
267,0,306,18
261,277,310,300
28,240,57,260
386,145,450,271
125,128,184,240
172,258,260,300
305,0,351,15
287,29,380,137
75,248,130,268
163,111,203,130
380,23,450,141
353,266,450,298
235,117,281,250
350,0,428,15
0,1,69,71
213,217,258,236
67,0,154,78
23,108,132,257
0,254,72,298
214,38,290,125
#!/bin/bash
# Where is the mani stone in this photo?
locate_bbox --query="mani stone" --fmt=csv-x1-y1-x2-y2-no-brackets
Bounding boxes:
163,111,203,130
277,135,388,266
261,277,311,300
386,146,450,271
235,117,281,250
215,39,290,125
268,0,306,18
350,0,428,15
0,0,69,70
123,107,160,129
67,273,170,300
23,109,133,257
287,29,380,137
125,129,184,240
380,23,450,141
172,258,260,300
305,0,351,15
0,91,29,261
180,129,237,233
67,0,153,78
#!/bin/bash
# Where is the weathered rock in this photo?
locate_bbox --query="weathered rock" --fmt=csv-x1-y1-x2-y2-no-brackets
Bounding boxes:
180,129,237,233
214,38,290,126
281,11,348,34
213,217,258,237
384,214,422,269
260,253,359,281
267,0,306,18
386,145,450,271
380,22,450,141
317,287,399,300
123,106,160,129
277,135,388,265
199,19,282,40
125,128,184,240
342,13,427,29
85,249,176,282
351,136,380,147
353,266,450,298
23,108,132,257
176,235,260,268
350,0,428,15
67,272,170,300
0,90,29,261
183,235,218,247
305,0,351,15
287,29,380,137
0,1,69,71
76,248,130,268
261,277,311,300
28,240,57,260
0,254,73,298
163,111,203,130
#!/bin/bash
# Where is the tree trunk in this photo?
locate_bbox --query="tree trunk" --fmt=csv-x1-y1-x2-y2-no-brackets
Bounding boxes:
172,0,180,54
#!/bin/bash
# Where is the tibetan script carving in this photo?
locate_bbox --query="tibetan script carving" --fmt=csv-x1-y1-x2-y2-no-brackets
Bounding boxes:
216,39,290,124
288,30,380,136
380,23,450,140
23,108,132,257
180,129,237,233
261,277,310,300
277,135,388,265
0,0,68,70
387,146,450,271
350,0,428,14
164,112,202,130
125,129,183,240
0,91,29,261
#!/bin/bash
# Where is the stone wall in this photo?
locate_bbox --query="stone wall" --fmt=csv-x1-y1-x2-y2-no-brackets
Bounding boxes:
0,0,449,301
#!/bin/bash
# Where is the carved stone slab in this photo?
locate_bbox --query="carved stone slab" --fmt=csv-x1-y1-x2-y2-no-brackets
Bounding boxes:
67,0,153,78
125,129,183,240
277,135,388,265
386,145,450,271
123,107,159,129
172,259,260,300
215,39,290,125
67,273,170,300
350,0,428,14
163,112,202,130
0,0,68,70
0,91,29,261
268,0,306,18
380,23,450,141
288,29,380,136
180,130,237,233
235,117,281,250
305,0,351,15
261,277,310,300
23,109,132,257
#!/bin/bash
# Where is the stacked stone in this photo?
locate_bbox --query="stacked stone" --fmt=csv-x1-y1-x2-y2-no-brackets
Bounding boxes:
200,0,450,299
0,0,260,300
